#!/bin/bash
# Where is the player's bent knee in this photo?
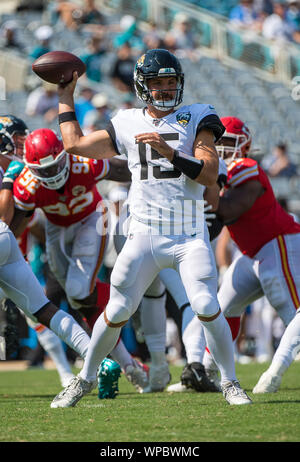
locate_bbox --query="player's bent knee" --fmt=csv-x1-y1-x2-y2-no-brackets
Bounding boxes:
198,308,221,322
104,293,133,327
191,292,220,319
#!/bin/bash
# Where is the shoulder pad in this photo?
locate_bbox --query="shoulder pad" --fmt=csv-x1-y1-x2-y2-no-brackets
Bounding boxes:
227,158,259,187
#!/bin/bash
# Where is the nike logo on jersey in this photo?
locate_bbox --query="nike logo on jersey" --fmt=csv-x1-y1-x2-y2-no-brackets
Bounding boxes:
16,186,24,195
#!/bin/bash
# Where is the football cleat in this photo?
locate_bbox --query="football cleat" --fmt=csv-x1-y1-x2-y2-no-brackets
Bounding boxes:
50,375,96,408
2,300,19,359
181,362,220,393
252,371,282,394
125,359,149,393
205,367,222,391
222,381,252,405
60,373,76,388
166,382,193,393
97,358,121,399
141,361,171,393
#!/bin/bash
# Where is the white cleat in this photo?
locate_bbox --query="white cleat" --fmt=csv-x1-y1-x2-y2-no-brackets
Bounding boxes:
141,362,171,393
50,375,96,408
60,373,76,388
166,382,192,392
253,371,282,394
222,381,252,405
125,359,149,393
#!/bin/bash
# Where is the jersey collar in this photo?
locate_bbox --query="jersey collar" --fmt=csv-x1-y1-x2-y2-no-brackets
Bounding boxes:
142,107,175,127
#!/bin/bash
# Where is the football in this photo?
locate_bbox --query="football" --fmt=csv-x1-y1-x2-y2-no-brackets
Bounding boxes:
32,51,86,85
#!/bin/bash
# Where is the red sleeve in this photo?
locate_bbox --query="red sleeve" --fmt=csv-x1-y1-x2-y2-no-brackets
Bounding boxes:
13,168,38,212
89,158,110,181
227,158,259,188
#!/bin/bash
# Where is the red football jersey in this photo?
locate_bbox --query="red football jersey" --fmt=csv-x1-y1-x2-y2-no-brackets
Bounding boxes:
225,157,300,257
13,155,109,227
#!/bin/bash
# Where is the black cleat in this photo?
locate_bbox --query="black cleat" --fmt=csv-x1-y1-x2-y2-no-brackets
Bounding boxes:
181,362,220,392
2,300,19,358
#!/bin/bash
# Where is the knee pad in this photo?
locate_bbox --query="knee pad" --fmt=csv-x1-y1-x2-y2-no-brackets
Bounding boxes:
191,292,219,318
105,291,133,325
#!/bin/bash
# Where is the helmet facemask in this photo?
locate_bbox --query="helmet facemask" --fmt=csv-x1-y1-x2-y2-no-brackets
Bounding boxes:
25,150,70,190
136,73,184,111
216,133,251,166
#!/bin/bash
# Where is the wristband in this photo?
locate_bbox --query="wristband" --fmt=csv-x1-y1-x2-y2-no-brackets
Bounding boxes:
171,150,204,180
2,160,24,182
1,181,13,191
58,111,77,124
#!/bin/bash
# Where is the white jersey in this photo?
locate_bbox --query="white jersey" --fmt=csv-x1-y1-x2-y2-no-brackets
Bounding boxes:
108,103,224,235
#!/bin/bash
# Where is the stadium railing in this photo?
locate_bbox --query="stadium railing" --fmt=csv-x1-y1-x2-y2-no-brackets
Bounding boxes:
99,0,300,86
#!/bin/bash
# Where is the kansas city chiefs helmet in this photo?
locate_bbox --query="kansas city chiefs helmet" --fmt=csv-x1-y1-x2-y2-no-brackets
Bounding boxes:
0,114,29,160
216,117,252,165
134,48,184,111
24,128,70,190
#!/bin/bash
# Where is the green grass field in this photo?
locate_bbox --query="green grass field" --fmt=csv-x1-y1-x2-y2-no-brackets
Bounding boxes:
1,361,300,443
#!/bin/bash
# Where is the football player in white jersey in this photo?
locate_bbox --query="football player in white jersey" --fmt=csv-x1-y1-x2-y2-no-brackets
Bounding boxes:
0,115,91,365
253,308,300,393
51,48,252,407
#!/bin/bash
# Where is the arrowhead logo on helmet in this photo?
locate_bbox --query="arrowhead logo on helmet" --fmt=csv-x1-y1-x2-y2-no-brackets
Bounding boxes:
24,128,70,190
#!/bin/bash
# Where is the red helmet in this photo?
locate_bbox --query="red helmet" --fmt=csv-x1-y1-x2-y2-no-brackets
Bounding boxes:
216,117,252,165
24,128,70,190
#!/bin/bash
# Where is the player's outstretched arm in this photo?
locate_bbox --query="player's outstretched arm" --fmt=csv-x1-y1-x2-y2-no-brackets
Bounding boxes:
9,208,32,237
0,160,25,225
217,180,264,224
58,72,117,160
105,158,131,183
0,190,15,225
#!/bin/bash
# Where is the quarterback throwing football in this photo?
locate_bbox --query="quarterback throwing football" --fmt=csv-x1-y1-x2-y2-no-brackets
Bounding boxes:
51,49,252,407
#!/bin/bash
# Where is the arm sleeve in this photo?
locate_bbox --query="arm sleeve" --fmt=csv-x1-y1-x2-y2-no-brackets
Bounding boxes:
196,114,225,142
106,121,121,155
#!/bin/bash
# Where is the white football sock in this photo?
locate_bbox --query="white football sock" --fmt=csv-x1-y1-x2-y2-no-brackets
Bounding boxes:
110,338,134,371
200,311,237,385
80,312,121,382
37,327,73,379
182,306,206,364
140,293,167,362
49,310,90,359
203,348,217,372
160,269,206,363
268,310,300,376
